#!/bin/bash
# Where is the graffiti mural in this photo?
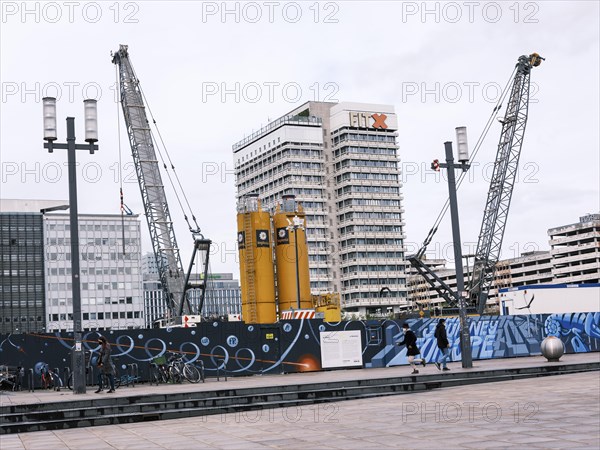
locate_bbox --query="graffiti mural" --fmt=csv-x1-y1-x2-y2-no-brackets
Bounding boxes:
0,313,598,382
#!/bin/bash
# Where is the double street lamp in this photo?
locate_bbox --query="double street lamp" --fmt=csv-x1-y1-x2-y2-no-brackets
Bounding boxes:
42,97,99,394
435,127,473,369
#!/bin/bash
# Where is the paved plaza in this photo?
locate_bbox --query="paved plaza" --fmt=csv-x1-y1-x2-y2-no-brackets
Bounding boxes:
1,356,599,449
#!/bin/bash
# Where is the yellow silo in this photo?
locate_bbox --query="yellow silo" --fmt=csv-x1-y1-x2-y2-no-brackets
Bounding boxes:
273,195,312,312
237,194,277,324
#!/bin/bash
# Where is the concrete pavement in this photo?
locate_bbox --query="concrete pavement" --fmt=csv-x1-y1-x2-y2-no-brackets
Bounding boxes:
1,354,599,449
1,353,597,407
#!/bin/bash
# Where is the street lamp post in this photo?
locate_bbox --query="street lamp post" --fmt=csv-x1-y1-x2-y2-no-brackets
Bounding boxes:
287,216,305,310
42,97,99,394
437,127,473,369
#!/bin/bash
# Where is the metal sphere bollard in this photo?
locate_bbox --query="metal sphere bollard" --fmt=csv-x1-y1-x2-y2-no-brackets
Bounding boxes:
541,336,564,362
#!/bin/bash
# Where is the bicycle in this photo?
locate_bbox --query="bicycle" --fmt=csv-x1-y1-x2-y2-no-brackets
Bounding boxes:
164,352,183,384
40,364,64,391
168,352,202,384
66,352,119,391
114,362,141,387
149,355,170,384
1,366,23,391
149,352,198,384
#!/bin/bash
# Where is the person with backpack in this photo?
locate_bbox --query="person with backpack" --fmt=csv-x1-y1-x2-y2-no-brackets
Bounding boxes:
434,319,451,371
397,323,427,374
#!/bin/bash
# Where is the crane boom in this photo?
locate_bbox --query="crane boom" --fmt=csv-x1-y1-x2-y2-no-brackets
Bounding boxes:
112,44,185,317
469,53,543,314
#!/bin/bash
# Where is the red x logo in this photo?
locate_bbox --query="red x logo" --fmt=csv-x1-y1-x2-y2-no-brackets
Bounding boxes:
372,113,388,129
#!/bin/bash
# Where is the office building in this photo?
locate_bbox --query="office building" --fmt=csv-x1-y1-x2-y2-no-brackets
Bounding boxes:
197,273,242,318
408,213,600,310
142,251,242,325
1,199,145,332
44,213,145,331
234,102,409,316
0,209,46,334
548,213,600,284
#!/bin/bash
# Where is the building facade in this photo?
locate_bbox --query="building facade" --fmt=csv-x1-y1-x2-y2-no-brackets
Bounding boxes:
143,279,167,328
198,273,242,318
234,102,409,316
142,251,242,326
548,213,600,284
408,213,600,310
1,200,145,332
0,212,46,334
44,213,145,331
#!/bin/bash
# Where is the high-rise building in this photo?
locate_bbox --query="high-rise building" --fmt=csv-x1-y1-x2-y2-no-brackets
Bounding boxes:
1,200,145,332
408,213,600,310
141,251,160,278
233,102,409,316
143,279,166,328
0,210,46,334
549,213,600,284
44,213,145,331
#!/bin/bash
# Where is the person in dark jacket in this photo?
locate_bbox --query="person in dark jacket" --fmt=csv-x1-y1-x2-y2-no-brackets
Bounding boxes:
434,319,451,371
95,336,116,393
397,323,426,374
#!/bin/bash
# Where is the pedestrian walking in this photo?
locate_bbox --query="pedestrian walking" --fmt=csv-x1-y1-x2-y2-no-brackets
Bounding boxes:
95,336,115,393
397,323,427,374
434,319,451,371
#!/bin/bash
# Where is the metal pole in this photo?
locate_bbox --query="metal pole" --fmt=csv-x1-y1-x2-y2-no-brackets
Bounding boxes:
293,227,301,309
66,117,86,393
444,141,473,369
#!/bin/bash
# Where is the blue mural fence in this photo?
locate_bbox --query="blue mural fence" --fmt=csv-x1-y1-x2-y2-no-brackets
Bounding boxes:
1,313,598,388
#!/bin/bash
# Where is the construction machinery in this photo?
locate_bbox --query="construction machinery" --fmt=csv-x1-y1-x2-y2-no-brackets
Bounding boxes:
112,45,211,324
409,53,544,314
468,53,544,313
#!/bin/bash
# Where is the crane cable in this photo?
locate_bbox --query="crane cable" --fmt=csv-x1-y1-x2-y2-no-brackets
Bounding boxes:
128,62,202,237
115,63,127,255
415,65,518,259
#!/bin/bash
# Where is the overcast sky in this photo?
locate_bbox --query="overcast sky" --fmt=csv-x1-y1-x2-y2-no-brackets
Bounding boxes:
1,1,599,277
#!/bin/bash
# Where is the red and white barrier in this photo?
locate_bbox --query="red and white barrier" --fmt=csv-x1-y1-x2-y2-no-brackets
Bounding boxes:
281,309,316,320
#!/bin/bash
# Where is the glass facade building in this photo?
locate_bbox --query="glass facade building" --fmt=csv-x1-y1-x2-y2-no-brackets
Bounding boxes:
0,213,46,334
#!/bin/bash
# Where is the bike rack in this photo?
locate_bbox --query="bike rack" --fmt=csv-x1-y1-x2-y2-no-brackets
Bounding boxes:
127,363,138,386
27,368,34,392
216,357,228,382
148,362,161,386
88,365,96,386
15,367,24,391
196,360,206,383
63,366,70,385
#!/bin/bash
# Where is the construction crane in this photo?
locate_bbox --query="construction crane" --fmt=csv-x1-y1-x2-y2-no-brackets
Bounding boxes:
469,53,543,314
409,53,544,313
112,44,212,323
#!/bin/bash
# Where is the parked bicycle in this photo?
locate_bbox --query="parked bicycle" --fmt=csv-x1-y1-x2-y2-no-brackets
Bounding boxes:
40,364,64,391
149,352,203,384
113,360,141,387
149,354,171,384
0,365,23,391
168,352,203,383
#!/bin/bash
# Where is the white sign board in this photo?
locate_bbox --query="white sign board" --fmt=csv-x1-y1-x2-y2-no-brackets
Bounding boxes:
320,330,363,369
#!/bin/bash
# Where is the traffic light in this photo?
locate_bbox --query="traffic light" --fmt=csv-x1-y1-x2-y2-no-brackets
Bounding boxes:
431,159,440,171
